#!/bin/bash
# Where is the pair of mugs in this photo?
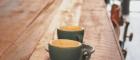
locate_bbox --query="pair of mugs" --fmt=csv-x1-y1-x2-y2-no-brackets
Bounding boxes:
48,26,94,60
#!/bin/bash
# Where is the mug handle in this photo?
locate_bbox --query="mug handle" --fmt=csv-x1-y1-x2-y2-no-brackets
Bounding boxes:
82,44,95,60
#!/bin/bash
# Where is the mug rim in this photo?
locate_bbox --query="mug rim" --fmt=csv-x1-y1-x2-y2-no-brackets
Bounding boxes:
48,39,82,48
57,26,84,32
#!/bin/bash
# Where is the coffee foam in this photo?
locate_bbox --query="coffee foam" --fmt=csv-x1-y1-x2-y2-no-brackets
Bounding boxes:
59,26,83,31
49,39,81,48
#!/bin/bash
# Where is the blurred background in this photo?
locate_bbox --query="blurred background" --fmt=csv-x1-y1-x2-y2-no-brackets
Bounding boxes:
107,0,140,60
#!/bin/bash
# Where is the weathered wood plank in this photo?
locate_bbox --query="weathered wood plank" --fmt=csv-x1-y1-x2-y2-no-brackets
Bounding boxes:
80,0,124,60
0,0,57,59
0,0,47,55
29,0,83,60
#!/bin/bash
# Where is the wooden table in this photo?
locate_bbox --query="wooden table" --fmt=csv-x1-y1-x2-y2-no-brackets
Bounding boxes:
0,0,124,60
30,0,124,60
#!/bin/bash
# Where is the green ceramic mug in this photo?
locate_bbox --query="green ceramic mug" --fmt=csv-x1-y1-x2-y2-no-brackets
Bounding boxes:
57,26,84,43
48,39,82,60
48,39,95,60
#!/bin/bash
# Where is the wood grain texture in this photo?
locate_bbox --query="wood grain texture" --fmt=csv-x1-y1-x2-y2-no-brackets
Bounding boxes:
80,0,124,60
30,0,83,60
0,0,57,60
30,0,123,60
0,0,124,60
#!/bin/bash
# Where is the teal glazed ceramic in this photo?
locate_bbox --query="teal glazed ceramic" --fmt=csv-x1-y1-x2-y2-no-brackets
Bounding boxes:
48,40,94,60
57,28,84,43
48,41,82,60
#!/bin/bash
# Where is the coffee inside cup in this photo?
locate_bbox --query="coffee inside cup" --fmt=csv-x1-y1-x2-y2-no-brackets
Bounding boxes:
59,26,82,31
49,39,81,48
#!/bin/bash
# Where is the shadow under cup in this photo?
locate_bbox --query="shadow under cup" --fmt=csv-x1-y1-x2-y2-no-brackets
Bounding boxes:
57,26,84,43
48,39,82,60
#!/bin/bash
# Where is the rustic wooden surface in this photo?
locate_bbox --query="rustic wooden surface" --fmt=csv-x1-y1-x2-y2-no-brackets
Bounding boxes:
0,0,60,60
30,0,124,60
80,0,124,60
0,0,124,60
30,0,83,60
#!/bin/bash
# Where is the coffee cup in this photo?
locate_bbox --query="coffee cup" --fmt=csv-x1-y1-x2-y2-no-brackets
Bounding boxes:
48,39,94,60
57,26,84,43
48,39,82,60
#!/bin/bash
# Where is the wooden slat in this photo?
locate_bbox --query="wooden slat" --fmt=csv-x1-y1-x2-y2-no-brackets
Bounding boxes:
80,0,124,60
0,0,58,59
